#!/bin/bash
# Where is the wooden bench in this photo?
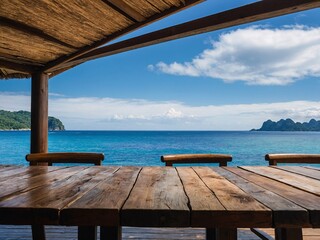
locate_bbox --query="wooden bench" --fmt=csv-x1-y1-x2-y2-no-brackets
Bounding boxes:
161,153,232,167
265,153,320,166
26,152,105,166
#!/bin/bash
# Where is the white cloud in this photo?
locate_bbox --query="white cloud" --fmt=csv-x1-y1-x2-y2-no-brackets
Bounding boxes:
150,25,320,85
165,108,183,118
1,92,320,130
0,92,30,111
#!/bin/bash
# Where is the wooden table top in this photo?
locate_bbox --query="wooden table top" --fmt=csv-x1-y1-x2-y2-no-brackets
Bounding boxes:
0,165,319,229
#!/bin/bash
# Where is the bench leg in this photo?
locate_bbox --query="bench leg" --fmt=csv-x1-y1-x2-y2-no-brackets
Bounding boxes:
100,226,121,240
275,228,302,240
206,228,237,240
78,226,97,240
31,224,46,240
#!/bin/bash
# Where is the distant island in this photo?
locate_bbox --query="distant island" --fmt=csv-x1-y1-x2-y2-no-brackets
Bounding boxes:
0,110,65,131
252,118,320,131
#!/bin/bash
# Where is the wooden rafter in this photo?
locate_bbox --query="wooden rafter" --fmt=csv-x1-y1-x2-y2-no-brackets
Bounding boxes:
0,59,36,74
0,16,76,50
54,0,320,72
40,0,203,74
101,0,146,22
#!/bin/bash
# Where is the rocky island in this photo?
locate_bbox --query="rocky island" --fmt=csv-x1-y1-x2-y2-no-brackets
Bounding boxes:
252,118,320,131
0,110,65,131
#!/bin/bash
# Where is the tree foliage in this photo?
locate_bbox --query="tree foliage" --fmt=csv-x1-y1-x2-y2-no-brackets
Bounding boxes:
0,110,65,130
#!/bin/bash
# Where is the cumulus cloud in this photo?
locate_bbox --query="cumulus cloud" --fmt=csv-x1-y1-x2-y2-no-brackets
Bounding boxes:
1,92,320,130
149,25,320,85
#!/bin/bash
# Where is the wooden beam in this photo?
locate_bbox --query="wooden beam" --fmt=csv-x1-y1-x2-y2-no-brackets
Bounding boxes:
0,16,76,49
101,0,146,22
55,0,320,71
41,0,203,73
0,59,36,74
30,72,48,159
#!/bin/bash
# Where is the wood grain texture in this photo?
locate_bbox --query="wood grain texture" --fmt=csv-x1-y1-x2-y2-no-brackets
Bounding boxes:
176,167,225,227
215,168,309,228
274,166,320,180
61,167,140,226
0,166,63,183
122,167,190,227
0,167,82,202
227,167,320,228
193,167,272,228
241,166,320,196
0,166,104,225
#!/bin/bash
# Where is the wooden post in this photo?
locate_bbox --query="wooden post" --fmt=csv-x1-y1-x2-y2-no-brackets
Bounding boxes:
100,226,121,240
30,72,48,157
30,72,48,240
275,228,303,240
78,226,97,240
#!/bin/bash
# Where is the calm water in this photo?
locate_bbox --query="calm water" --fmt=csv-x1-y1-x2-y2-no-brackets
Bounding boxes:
1,131,320,166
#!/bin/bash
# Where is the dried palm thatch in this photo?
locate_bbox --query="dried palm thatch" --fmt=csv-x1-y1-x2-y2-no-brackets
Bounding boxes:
1,0,319,80
0,0,202,79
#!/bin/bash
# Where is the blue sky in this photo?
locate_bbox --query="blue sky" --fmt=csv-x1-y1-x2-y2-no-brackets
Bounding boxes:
1,1,320,130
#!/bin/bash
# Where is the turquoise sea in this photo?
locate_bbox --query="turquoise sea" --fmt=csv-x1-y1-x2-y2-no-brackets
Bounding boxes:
1,131,320,166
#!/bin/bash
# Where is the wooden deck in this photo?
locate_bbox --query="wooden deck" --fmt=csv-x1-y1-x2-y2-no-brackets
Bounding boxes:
0,226,319,240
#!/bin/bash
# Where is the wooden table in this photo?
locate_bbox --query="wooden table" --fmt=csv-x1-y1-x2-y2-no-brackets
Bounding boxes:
0,165,319,240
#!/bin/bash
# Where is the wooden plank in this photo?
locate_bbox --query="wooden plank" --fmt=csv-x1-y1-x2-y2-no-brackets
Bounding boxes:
0,166,83,201
61,167,140,226
0,166,28,180
193,167,272,228
176,167,225,227
122,167,190,227
0,166,64,183
305,166,320,171
242,166,320,196
274,166,320,180
214,167,309,228
227,167,320,228
0,167,111,224
60,0,320,71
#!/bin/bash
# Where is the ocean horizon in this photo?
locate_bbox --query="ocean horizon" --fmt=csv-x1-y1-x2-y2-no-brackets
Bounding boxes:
1,130,320,166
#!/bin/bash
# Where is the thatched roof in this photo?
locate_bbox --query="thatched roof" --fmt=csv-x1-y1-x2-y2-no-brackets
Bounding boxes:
0,0,202,79
1,0,319,80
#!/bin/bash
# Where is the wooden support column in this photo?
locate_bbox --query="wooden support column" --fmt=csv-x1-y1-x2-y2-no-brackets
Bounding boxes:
206,228,237,240
78,226,97,240
30,72,49,239
30,72,49,160
275,228,303,240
